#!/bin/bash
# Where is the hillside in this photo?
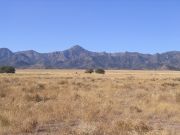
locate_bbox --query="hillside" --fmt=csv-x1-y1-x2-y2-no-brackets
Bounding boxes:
0,45,180,70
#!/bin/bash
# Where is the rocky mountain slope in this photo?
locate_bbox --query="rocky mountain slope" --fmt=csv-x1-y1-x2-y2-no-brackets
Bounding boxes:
0,45,180,70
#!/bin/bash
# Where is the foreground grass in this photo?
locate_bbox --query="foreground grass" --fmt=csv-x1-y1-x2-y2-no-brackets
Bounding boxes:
0,70,179,135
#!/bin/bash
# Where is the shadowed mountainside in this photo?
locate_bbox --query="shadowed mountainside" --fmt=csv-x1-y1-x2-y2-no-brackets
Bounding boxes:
0,45,180,70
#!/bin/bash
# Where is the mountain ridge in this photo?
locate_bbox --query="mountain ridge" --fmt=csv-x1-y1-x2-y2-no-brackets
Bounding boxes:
0,45,180,70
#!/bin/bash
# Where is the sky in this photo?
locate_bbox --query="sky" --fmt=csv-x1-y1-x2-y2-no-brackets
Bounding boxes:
0,0,180,54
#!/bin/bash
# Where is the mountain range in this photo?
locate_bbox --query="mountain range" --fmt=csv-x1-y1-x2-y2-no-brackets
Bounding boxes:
0,45,180,70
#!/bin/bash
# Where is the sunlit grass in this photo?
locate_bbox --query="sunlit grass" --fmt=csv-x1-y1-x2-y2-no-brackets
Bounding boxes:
0,70,179,135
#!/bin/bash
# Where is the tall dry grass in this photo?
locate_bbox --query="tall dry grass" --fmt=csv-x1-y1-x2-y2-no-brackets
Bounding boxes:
0,70,179,135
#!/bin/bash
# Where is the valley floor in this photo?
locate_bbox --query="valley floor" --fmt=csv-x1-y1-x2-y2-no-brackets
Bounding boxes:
0,70,180,135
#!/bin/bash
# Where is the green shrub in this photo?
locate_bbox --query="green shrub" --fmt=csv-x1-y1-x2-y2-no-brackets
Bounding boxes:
0,66,16,73
95,69,105,74
85,69,94,74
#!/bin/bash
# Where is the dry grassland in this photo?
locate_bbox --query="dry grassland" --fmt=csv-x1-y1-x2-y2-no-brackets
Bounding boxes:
0,70,180,135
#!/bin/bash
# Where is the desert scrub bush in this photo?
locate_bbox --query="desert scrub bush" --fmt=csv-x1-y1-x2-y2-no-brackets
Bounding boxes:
85,69,94,74
95,69,105,74
0,66,15,73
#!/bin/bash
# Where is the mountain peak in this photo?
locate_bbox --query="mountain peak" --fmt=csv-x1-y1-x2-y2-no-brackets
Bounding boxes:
68,45,88,53
0,48,13,58
70,45,85,50
0,48,12,52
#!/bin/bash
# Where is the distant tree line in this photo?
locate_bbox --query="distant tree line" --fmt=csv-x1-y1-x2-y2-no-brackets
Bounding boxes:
0,66,16,73
85,68,105,74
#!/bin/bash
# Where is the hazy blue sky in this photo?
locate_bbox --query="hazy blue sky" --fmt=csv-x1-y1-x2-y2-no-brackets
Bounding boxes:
0,0,180,53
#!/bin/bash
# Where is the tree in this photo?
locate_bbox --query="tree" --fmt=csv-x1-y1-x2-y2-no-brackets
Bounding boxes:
0,66,16,73
95,69,105,74
85,69,94,74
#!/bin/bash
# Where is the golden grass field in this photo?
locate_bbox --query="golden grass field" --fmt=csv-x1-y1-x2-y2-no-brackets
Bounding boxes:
0,70,179,135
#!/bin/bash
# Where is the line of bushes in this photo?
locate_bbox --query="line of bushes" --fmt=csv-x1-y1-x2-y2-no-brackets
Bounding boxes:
85,68,105,74
0,66,16,73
